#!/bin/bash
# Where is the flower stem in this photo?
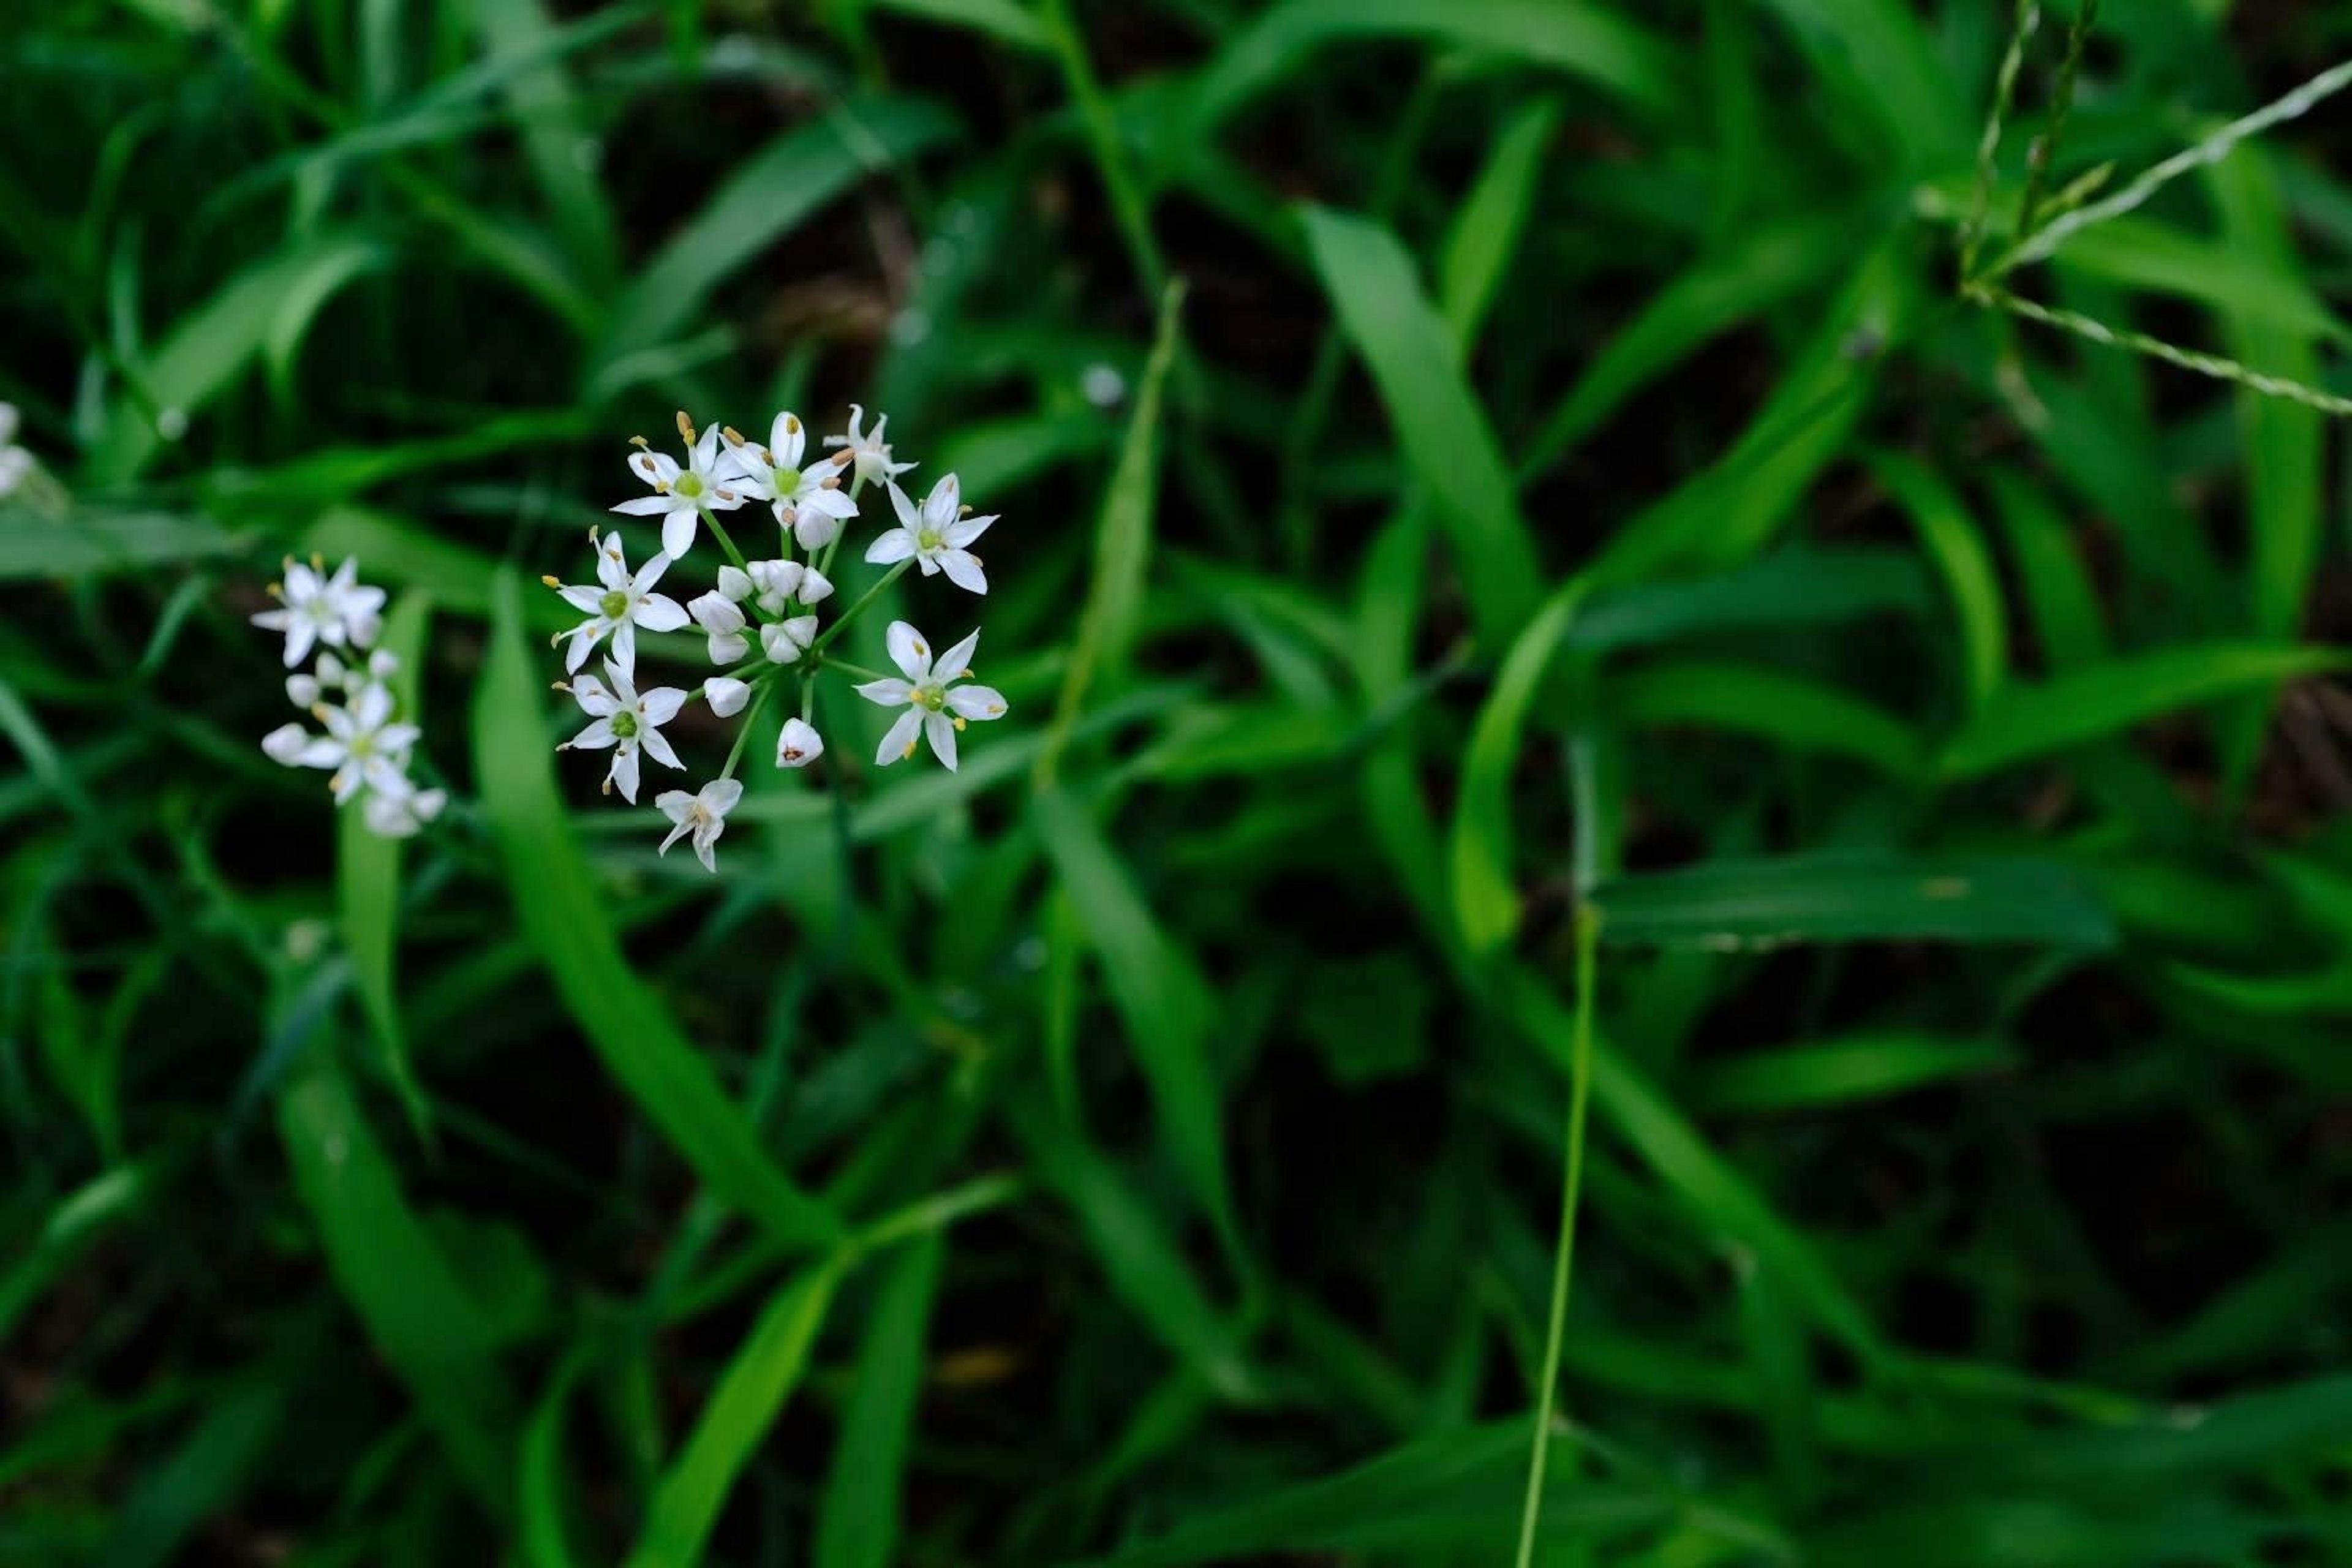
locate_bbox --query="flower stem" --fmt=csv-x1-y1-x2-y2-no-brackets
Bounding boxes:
698,505,753,578
1513,904,1602,1568
807,559,910,659
816,658,890,684
718,681,772,780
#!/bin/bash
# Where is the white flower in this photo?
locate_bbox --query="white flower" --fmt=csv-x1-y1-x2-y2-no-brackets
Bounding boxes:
290,649,397,707
776,717,823,769
0,404,29,500
865,474,993,594
717,564,754,603
609,413,747,558
546,531,688,677
261,722,311,765
720,410,859,551
251,556,387,668
656,778,743,873
704,677,751,717
854,620,1007,772
1082,364,1126,407
798,566,834,605
687,590,749,665
760,615,818,665
290,683,420,803
746,558,806,616
562,662,685,804
824,403,914,490
362,778,448,839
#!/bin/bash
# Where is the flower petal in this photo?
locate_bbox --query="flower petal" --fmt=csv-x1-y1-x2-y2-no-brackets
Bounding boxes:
632,451,679,488
638,726,684,772
639,685,687,727
558,584,605,614
633,593,689,633
946,683,1008,721
864,529,916,565
937,549,987,595
704,677,750,716
597,535,632,589
923,473,961,530
775,717,824,768
886,620,932,682
769,410,804,468
944,513,996,548
701,777,744,815
924,710,959,771
656,788,697,825
854,678,913,707
609,494,672,516
886,480,921,532
876,707,922,766
609,745,640,803
660,507,696,559
571,674,618,717
609,620,637,679
570,716,617,749
933,628,980,680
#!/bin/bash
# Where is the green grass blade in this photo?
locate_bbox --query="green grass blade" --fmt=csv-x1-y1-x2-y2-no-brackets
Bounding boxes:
278,1054,517,1510
97,1381,285,1568
1041,277,1185,783
593,98,956,374
815,1234,943,1568
99,236,386,475
868,0,1050,51
1690,1034,2018,1114
1588,851,2117,950
1985,472,2109,671
1186,0,1681,139
624,1261,845,1568
1871,450,2007,710
1439,96,1560,350
1607,658,1928,778
1451,586,1581,956
1033,784,1239,1260
337,592,432,1144
470,0,624,288
473,566,842,1248
520,1344,592,1568
1940,643,2352,778
0,508,235,579
1302,203,1544,651
1569,545,1930,650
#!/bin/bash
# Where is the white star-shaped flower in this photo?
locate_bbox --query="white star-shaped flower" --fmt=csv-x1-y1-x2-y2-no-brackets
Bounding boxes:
720,411,859,551
864,474,993,594
776,717,823,769
562,662,685,804
704,677,751,717
288,648,399,708
251,556,386,668
546,532,688,677
656,778,743,873
362,776,449,839
687,590,749,665
824,403,914,489
760,615,818,665
288,683,420,803
609,413,747,558
853,620,1007,771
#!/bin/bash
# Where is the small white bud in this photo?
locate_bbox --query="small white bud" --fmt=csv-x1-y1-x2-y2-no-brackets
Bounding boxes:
704,677,751,717
261,723,309,766
776,717,824,769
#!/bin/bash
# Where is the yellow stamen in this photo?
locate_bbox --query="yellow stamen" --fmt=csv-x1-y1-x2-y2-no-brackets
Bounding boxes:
721,425,745,445
541,575,562,587
629,435,650,451
311,552,325,570
828,447,854,466
820,473,840,489
785,413,801,435
952,716,967,731
676,410,696,443
266,582,283,598
903,739,918,759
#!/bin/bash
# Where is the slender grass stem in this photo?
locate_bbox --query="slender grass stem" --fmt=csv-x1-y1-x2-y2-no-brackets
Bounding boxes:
1513,905,1602,1568
807,560,911,660
697,505,753,578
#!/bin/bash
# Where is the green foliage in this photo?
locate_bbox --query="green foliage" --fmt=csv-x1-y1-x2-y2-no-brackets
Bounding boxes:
5,1,2352,1565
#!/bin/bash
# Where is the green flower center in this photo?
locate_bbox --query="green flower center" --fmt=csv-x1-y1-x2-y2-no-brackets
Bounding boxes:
675,472,705,499
600,589,631,620
916,684,948,712
772,463,802,494
917,527,943,551
611,710,639,739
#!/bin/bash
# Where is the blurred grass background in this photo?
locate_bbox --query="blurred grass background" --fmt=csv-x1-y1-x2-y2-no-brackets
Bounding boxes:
6,0,2352,1563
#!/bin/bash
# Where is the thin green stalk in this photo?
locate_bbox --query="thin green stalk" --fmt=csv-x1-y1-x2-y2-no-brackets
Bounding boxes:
698,505,753,578
718,682,773,780
815,658,890,684
2013,0,2098,247
1039,0,1168,298
807,560,911,659
1513,905,1602,1568
1958,0,2039,284
1973,285,2352,415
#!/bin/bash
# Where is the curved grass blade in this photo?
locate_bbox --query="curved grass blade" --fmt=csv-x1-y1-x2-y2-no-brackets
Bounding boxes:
278,1055,517,1511
1588,851,2117,951
1451,586,1581,956
815,1234,943,1568
622,1261,844,1568
1302,204,1544,652
1871,451,2007,711
473,567,841,1248
1940,643,2352,778
339,592,432,1144
1607,658,1928,779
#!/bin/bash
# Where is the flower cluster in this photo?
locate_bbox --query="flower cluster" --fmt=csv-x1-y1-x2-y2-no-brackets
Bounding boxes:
547,407,1008,873
253,557,446,838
